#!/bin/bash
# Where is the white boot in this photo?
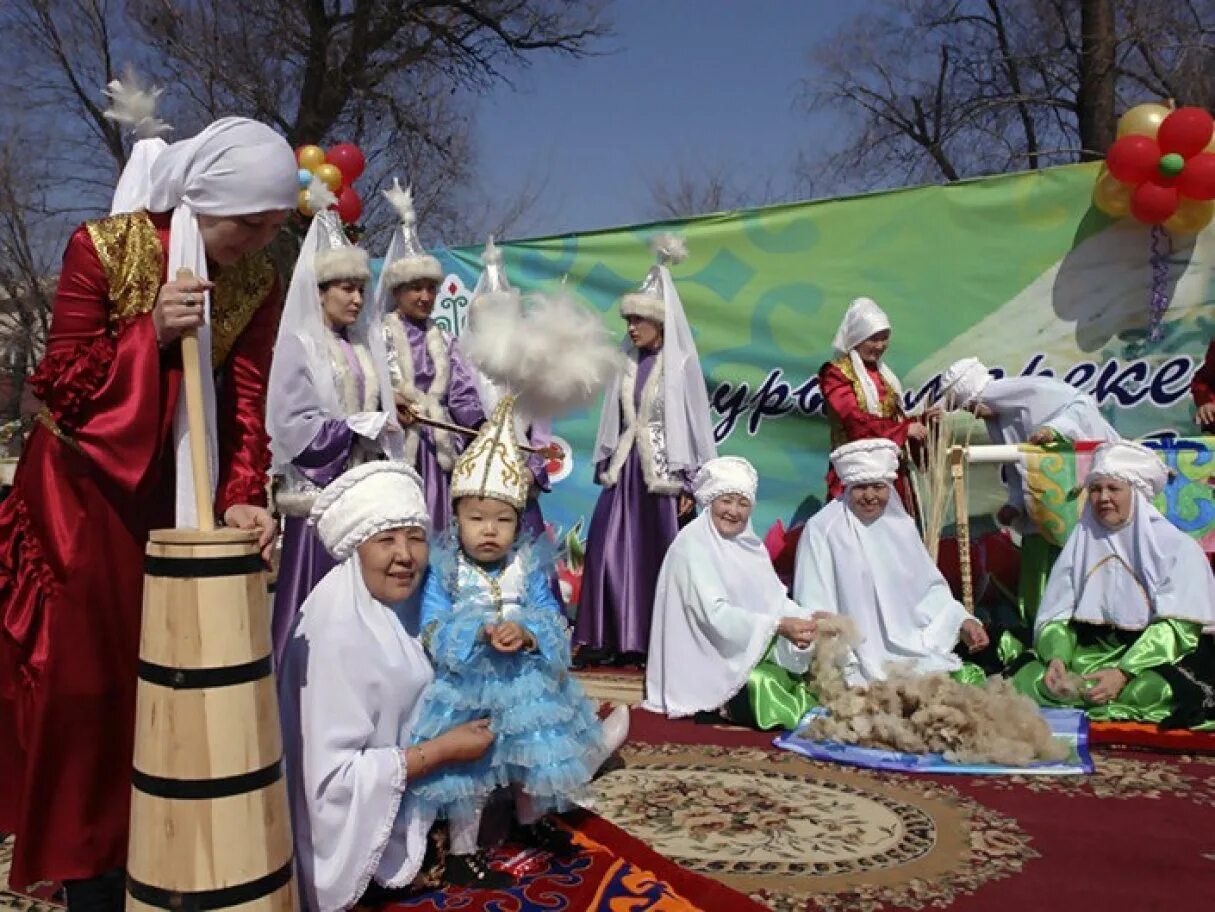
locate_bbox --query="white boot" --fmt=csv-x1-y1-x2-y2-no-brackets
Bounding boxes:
589,705,630,773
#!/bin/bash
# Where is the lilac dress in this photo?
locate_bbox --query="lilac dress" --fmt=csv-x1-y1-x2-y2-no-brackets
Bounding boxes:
393,315,486,533
272,331,379,664
574,349,681,656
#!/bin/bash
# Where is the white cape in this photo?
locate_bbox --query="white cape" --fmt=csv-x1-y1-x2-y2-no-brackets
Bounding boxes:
792,490,969,684
279,559,435,912
644,512,811,717
1037,492,1215,635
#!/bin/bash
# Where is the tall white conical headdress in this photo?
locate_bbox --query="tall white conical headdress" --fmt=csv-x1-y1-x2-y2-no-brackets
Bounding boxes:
379,178,443,290
619,232,688,323
449,396,531,510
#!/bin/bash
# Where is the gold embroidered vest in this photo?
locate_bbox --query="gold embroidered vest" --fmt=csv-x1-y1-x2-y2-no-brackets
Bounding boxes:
826,355,904,450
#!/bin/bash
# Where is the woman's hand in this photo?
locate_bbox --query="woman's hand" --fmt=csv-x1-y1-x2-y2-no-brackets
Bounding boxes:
777,617,817,649
1197,403,1215,428
1027,427,1055,446
959,618,989,653
906,421,929,443
153,276,213,346
223,504,277,561
433,719,494,763
1043,658,1070,698
488,621,533,654
677,492,695,518
1082,667,1129,704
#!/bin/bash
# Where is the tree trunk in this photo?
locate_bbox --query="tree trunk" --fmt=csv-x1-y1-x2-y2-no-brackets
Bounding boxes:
1078,0,1117,159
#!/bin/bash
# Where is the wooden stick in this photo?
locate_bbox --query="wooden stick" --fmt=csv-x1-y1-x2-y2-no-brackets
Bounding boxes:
949,444,975,613
402,408,564,462
176,267,215,532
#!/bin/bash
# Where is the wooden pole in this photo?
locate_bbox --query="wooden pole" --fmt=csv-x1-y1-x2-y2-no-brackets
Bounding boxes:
950,444,975,613
403,407,564,461
176,267,214,531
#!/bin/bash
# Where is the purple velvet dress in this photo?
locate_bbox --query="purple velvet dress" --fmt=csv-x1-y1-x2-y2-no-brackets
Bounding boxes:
271,333,372,664
574,350,680,656
397,316,486,533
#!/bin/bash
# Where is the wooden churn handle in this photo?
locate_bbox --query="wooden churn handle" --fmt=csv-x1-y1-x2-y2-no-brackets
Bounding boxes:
949,444,975,613
176,267,215,532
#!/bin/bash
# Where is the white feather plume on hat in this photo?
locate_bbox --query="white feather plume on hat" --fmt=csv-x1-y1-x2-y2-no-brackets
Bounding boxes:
102,67,171,139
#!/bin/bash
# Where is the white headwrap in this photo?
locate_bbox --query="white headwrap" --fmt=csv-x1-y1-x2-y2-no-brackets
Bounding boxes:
939,357,992,408
109,118,298,526
311,462,430,561
831,298,903,415
1084,441,1169,498
1037,457,1215,634
793,482,969,684
267,208,399,473
830,438,900,486
645,483,812,718
593,241,717,478
692,456,758,508
279,463,436,912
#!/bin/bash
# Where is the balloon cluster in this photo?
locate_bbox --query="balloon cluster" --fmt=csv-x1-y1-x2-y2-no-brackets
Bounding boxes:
294,143,366,224
1093,103,1215,234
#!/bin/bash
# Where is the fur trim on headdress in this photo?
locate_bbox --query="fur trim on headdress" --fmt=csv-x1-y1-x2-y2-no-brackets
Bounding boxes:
102,67,171,139
382,255,444,290
315,247,370,285
619,292,665,323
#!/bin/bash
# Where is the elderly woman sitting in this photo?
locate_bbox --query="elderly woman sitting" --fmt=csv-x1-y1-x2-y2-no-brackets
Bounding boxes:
1013,442,1215,727
644,456,820,730
793,439,989,686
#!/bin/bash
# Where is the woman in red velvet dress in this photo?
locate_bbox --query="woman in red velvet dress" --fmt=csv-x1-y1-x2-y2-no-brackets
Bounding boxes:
0,118,298,910
818,297,931,512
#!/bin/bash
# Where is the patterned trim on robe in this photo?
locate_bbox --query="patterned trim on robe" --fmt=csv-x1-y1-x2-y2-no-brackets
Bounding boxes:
826,354,904,451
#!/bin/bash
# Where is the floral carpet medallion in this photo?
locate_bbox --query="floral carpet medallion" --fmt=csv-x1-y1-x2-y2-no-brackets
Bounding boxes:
593,743,1035,912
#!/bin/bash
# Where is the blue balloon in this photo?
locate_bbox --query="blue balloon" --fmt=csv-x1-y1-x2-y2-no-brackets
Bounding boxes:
297,168,312,188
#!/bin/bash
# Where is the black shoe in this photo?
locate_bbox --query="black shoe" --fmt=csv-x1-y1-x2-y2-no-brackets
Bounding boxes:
515,816,578,859
573,647,609,668
444,852,514,890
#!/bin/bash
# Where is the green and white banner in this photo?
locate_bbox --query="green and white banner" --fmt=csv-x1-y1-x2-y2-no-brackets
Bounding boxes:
432,162,1215,539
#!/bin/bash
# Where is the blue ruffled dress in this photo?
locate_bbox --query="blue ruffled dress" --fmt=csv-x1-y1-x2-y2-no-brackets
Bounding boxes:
409,536,604,821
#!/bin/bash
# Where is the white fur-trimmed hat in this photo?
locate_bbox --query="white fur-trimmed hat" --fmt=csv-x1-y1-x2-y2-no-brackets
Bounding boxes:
381,178,443,290
618,233,688,324
310,462,430,561
693,456,758,508
939,357,992,408
314,245,370,285
830,438,900,486
1085,441,1169,499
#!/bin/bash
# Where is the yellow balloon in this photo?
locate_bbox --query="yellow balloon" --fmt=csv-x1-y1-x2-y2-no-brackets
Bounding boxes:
297,189,315,217
314,163,343,192
1164,197,1214,235
1117,103,1172,138
1092,168,1133,218
297,144,326,171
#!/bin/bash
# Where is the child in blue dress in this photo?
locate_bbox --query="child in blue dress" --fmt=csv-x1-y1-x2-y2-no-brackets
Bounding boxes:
409,397,627,888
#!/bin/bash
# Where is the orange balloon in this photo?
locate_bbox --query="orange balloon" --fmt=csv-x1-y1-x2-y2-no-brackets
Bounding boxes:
297,188,315,217
314,163,343,192
1163,196,1214,235
1117,103,1172,139
1092,167,1133,218
297,144,326,171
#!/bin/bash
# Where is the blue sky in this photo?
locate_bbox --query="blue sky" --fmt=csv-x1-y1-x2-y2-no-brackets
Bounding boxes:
469,0,862,239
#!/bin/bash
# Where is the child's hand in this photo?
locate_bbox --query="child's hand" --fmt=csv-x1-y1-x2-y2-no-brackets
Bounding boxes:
490,621,532,653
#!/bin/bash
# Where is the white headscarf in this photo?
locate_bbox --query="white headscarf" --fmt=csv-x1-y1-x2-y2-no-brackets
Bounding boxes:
793,484,969,684
267,211,398,472
279,463,436,912
109,118,298,526
831,297,903,416
645,458,810,717
592,265,717,475
1038,443,1215,634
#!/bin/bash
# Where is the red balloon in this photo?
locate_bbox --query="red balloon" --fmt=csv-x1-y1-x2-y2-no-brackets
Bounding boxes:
326,143,366,184
336,186,363,224
1157,106,1215,158
1130,181,1179,224
1106,134,1161,184
1177,152,1215,200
